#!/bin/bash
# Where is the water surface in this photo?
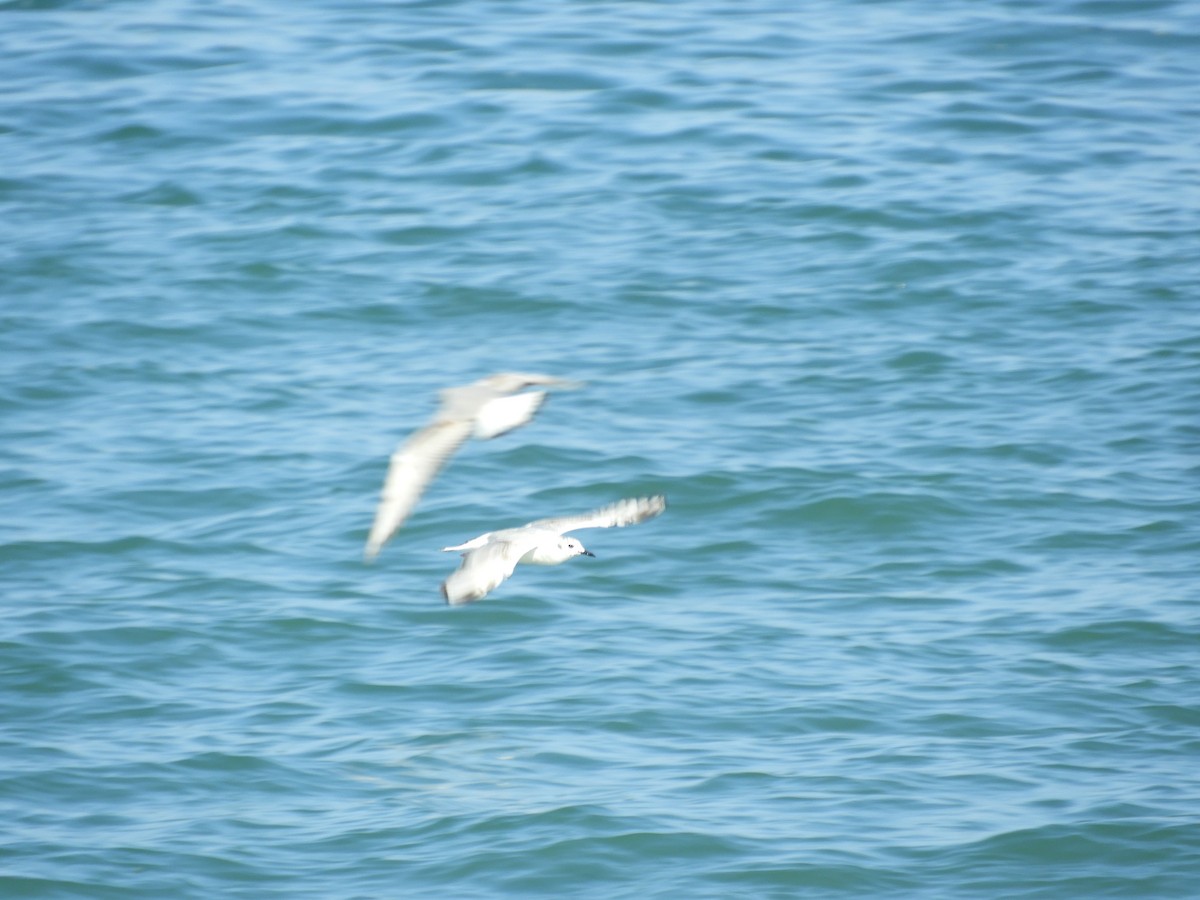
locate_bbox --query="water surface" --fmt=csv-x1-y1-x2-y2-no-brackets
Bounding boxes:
2,1,1199,897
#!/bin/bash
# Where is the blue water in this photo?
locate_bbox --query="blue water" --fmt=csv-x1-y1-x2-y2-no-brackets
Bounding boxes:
3,1,1199,897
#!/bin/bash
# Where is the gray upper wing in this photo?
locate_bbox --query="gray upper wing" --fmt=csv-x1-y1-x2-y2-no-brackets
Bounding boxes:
364,418,474,561
526,495,667,535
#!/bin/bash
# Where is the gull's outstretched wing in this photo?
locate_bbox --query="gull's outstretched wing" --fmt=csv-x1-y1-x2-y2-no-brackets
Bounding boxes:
480,373,584,393
527,495,667,535
441,537,538,605
364,419,473,561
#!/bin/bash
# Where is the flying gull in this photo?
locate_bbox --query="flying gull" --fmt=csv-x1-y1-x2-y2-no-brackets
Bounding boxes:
364,372,581,561
440,495,667,605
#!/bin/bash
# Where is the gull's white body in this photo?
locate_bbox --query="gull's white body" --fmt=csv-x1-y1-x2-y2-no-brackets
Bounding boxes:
364,372,581,561
441,495,667,605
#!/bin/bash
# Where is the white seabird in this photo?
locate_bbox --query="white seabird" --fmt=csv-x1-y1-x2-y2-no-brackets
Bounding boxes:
364,372,581,561
440,495,667,605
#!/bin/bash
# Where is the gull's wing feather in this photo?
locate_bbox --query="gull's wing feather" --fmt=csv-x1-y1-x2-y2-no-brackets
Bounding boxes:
482,373,584,393
364,419,473,561
472,390,547,440
527,495,667,535
441,537,537,606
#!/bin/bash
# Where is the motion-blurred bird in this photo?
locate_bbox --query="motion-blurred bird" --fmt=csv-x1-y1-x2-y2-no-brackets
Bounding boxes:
364,372,581,561
440,495,667,605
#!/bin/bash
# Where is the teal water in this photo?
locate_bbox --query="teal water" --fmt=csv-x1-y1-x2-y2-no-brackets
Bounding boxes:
3,1,1199,897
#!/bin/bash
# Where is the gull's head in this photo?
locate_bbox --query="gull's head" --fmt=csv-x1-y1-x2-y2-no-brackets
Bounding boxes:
563,537,595,560
527,536,596,566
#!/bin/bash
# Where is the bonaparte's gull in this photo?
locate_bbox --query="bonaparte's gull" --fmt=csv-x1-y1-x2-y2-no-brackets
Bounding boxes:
440,495,667,605
364,372,581,561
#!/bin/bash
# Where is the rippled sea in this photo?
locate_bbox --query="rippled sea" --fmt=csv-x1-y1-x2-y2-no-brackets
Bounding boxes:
4,1,1200,897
